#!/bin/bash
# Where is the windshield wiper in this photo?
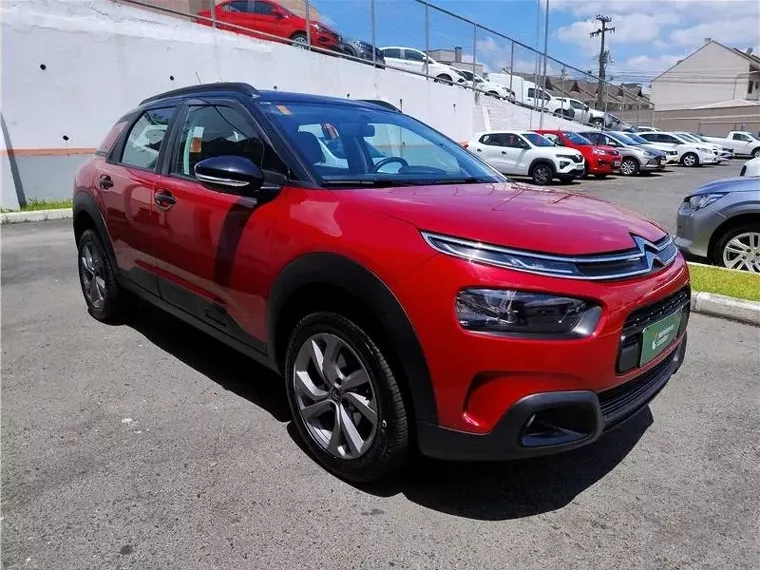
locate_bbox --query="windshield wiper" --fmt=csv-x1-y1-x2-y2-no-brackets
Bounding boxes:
424,177,496,185
321,178,420,188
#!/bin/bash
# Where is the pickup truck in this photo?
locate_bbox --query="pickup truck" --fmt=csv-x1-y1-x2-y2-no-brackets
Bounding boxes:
702,131,760,158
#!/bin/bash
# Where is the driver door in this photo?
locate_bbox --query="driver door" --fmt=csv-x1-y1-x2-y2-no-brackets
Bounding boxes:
502,134,529,173
151,100,287,347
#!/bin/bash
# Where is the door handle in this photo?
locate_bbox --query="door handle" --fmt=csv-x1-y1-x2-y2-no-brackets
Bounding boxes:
476,148,482,152
154,189,176,209
501,151,507,155
99,175,113,189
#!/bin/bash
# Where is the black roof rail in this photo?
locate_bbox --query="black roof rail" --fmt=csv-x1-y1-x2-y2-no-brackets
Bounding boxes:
139,82,260,105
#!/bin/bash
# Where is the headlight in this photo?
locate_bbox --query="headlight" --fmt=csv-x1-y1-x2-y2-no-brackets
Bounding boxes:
592,148,605,156
456,289,597,336
686,193,726,210
556,154,576,159
643,151,654,158
697,147,711,153
312,23,323,32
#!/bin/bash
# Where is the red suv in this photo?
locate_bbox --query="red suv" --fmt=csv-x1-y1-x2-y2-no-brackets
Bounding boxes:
197,0,342,52
73,83,690,482
534,130,621,178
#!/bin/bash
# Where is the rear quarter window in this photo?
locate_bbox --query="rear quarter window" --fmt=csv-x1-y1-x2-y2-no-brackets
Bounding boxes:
95,119,129,156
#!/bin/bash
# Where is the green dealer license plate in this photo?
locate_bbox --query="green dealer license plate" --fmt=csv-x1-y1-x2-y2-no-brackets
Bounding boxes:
640,311,682,366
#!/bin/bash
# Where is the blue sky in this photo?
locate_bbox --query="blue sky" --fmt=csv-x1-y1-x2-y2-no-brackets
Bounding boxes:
314,0,760,84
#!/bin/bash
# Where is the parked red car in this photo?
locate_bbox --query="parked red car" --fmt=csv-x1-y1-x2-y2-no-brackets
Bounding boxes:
197,0,342,53
534,130,621,178
74,83,690,482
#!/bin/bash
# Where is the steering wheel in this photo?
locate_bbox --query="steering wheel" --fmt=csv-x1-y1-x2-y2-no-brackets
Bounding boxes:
372,156,409,173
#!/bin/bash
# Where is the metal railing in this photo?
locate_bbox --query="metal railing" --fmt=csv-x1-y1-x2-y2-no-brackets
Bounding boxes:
116,0,655,128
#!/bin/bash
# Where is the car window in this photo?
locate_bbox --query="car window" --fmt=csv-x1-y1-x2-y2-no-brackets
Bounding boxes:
120,108,175,170
173,105,287,179
253,1,274,15
480,133,510,147
522,133,554,147
404,50,425,62
542,133,560,145
260,101,502,186
661,135,678,144
563,132,591,145
382,48,401,59
223,0,251,12
733,133,750,141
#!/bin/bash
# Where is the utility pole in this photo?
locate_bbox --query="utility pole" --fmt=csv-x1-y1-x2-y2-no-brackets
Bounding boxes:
589,14,614,108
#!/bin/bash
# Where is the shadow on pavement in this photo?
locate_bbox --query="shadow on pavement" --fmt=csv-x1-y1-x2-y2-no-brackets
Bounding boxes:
124,303,291,422
125,301,653,521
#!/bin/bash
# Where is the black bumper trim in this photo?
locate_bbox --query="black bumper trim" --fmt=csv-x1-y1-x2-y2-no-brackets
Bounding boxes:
417,335,687,461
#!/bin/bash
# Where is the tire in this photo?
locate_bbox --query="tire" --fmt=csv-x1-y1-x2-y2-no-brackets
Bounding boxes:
619,157,639,176
284,312,410,482
486,91,500,98
434,74,452,85
290,32,308,49
530,163,554,185
77,229,127,322
710,224,760,273
681,152,699,167
752,147,760,159
591,118,604,128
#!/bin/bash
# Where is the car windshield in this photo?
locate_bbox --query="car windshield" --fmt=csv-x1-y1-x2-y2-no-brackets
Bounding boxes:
260,100,503,187
608,132,638,146
523,133,555,147
562,131,591,145
626,133,649,144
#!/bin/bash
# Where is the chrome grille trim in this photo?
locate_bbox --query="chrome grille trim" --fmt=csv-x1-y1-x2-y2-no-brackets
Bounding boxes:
422,232,678,281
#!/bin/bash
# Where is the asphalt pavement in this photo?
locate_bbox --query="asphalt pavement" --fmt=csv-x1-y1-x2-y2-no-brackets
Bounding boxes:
2,168,760,569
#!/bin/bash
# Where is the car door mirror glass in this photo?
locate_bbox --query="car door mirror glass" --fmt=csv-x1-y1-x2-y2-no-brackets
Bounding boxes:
195,155,265,193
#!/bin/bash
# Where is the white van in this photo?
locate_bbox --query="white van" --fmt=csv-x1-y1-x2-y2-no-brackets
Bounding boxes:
485,73,552,109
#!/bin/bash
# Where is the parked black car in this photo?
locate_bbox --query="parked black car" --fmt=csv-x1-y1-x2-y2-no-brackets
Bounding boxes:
342,39,385,68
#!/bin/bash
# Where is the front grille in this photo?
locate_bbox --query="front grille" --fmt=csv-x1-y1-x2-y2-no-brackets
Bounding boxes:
617,286,690,374
574,236,678,280
600,351,675,427
622,286,691,336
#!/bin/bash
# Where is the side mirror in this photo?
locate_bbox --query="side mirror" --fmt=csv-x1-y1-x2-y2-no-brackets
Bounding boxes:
194,156,264,193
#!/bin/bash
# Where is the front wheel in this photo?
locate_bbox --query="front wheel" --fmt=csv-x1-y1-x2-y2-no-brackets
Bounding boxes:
530,164,554,185
434,74,452,85
290,32,308,49
284,312,410,482
619,157,639,176
752,147,760,158
711,225,760,273
77,229,128,322
681,152,699,167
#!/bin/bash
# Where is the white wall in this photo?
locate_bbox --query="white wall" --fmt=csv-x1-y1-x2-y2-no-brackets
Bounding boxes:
1,0,478,151
651,42,750,111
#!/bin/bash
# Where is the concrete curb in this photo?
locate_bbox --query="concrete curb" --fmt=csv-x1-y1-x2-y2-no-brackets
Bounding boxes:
691,291,760,327
0,208,73,224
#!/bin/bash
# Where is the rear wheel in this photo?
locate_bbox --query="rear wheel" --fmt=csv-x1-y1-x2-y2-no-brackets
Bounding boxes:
711,225,760,273
77,229,127,322
284,312,410,482
530,163,554,185
434,74,452,85
681,152,699,167
752,147,760,158
619,157,639,176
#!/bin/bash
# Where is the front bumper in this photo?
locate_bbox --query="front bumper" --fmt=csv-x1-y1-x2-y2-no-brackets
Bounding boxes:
588,156,617,174
419,335,688,460
641,157,665,171
675,202,727,257
557,159,586,176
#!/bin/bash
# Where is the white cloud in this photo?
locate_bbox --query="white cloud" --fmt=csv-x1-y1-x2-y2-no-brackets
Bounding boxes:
615,54,685,74
476,37,557,75
557,11,679,52
670,19,760,47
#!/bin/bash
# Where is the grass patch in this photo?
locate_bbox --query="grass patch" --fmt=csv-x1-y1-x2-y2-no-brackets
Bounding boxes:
688,263,760,302
20,199,73,212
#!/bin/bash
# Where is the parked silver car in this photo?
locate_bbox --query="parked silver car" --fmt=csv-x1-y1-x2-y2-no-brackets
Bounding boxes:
676,176,760,272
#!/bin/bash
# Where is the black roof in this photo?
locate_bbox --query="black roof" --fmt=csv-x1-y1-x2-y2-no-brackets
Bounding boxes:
140,82,397,112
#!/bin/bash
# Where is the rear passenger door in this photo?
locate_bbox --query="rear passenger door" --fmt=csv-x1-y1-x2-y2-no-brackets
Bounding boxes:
99,106,177,295
151,100,289,349
474,133,510,172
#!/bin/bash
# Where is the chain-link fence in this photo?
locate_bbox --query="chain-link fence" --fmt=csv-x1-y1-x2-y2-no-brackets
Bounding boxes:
117,0,654,128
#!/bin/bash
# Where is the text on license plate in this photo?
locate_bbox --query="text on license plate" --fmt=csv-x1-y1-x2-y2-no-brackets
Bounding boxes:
640,310,682,366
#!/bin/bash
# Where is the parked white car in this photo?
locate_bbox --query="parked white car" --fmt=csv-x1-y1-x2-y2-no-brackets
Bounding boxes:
634,126,660,133
454,69,512,99
702,131,760,158
545,97,590,123
623,132,680,164
637,132,720,167
674,132,729,162
465,130,585,185
379,47,465,85
740,157,760,177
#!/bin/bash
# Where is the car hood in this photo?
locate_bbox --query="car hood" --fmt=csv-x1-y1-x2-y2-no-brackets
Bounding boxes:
341,182,665,255
689,176,760,196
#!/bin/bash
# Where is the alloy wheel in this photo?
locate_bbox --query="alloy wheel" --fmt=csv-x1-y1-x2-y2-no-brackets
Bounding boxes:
534,166,551,184
722,232,760,273
292,35,309,49
79,242,107,309
292,333,378,459
620,159,636,176
683,153,697,167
